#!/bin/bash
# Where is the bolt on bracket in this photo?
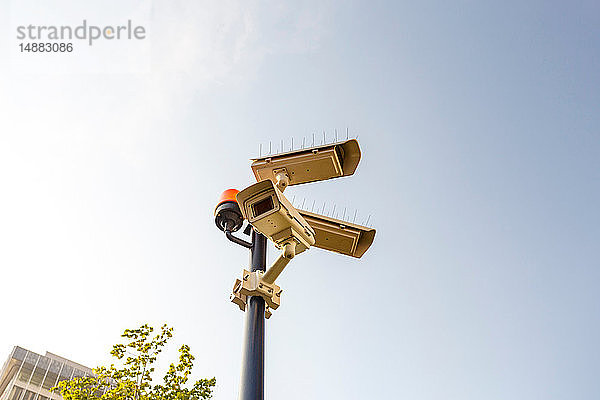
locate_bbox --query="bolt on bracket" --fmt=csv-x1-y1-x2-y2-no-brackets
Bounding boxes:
230,278,247,311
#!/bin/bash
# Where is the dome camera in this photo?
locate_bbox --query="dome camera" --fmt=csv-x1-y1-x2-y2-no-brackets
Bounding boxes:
214,189,244,232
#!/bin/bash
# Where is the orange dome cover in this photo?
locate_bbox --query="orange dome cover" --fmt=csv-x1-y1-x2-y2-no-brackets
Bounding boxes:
217,189,240,207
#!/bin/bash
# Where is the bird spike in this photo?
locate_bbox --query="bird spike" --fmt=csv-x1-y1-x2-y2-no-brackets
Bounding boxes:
323,130,326,145
346,127,349,140
259,143,262,158
365,214,371,226
335,129,338,143
302,137,305,149
352,209,358,223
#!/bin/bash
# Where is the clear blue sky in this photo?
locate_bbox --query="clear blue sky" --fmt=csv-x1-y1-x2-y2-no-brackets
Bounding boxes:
1,1,599,399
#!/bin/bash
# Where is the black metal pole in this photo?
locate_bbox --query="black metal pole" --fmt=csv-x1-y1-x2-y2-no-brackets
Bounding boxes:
239,230,267,400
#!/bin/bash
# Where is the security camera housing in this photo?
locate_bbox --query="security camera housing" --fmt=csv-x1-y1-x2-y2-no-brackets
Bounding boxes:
297,210,375,258
236,180,316,254
250,139,361,188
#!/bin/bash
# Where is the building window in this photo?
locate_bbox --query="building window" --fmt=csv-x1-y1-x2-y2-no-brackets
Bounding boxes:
12,348,27,362
17,353,38,383
29,357,50,387
21,390,36,400
57,365,73,383
7,386,23,400
41,360,62,391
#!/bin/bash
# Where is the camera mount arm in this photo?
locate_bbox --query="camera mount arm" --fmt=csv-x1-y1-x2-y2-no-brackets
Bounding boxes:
225,229,253,249
262,240,295,284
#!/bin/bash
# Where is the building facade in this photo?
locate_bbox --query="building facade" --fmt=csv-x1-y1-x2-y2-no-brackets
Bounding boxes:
0,346,94,400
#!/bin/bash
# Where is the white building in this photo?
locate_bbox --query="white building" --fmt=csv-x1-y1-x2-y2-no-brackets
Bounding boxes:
0,346,93,400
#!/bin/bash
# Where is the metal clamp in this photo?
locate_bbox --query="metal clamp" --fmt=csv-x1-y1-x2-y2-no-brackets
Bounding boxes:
230,269,283,319
273,168,290,192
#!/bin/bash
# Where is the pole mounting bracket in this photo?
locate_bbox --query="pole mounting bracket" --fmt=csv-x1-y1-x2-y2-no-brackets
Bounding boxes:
230,269,282,319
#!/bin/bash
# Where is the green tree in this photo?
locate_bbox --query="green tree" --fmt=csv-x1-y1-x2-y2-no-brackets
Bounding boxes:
54,324,216,400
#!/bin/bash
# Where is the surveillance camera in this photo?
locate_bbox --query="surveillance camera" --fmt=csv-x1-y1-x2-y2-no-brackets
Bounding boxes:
236,180,316,254
250,138,361,189
297,210,376,258
214,189,244,232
